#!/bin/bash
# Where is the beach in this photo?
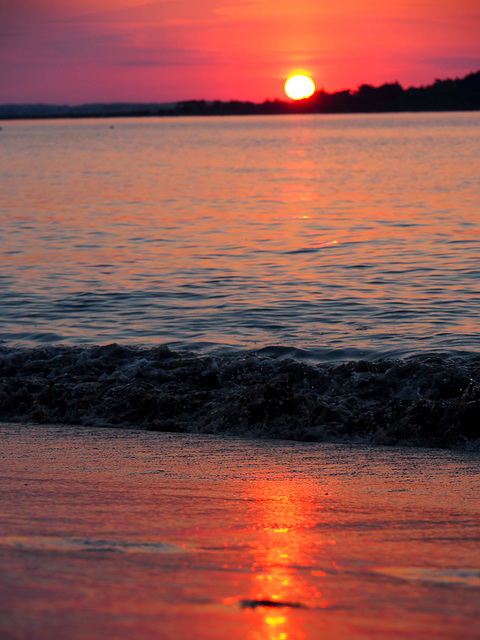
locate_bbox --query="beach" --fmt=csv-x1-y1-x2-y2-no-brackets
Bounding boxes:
1,422,479,639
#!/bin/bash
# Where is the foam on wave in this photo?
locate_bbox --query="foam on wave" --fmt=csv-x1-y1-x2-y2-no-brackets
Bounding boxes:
1,344,479,449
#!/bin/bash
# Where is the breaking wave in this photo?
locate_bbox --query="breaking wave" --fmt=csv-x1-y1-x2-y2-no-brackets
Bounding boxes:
1,344,479,449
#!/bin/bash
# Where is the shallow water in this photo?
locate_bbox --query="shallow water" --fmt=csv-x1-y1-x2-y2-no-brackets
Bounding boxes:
1,112,479,358
1,424,479,640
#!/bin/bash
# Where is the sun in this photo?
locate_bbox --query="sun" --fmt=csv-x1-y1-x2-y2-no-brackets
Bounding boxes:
284,75,315,100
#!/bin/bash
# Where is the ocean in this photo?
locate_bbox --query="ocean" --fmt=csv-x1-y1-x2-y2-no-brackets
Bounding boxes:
1,112,480,447
1,113,480,640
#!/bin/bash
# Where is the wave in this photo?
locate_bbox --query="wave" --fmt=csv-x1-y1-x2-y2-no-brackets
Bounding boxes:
1,344,479,449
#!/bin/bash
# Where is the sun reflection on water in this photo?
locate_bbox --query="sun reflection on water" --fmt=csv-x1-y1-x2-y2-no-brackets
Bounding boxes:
240,479,333,640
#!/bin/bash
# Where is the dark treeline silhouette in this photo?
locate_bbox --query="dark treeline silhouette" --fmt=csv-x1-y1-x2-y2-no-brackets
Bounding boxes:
174,71,480,116
1,70,479,120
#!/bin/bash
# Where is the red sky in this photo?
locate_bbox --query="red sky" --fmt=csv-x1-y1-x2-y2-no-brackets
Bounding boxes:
1,0,479,104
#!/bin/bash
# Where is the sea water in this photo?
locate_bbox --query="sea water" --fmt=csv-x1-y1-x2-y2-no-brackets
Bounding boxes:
1,113,479,445
1,112,479,356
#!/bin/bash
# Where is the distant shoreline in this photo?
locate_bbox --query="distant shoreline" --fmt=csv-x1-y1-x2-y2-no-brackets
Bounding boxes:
1,70,479,120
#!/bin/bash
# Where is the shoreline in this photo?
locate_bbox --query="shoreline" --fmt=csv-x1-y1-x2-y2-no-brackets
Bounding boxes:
1,344,479,449
1,422,479,639
1,107,480,122
1,70,479,120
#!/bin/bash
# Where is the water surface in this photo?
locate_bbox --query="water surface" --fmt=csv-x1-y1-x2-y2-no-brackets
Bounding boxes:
1,112,479,359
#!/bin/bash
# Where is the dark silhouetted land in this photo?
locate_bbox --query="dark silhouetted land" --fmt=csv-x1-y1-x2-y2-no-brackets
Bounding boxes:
1,70,479,119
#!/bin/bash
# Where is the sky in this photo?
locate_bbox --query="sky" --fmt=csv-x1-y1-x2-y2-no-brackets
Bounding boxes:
1,0,479,104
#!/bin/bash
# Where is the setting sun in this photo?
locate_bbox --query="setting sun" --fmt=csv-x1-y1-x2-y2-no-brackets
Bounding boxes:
284,75,315,100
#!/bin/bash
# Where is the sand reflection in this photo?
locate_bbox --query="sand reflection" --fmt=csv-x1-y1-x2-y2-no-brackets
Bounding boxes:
241,478,332,640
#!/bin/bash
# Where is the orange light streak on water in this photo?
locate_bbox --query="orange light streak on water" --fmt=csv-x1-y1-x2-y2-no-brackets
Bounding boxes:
240,479,335,640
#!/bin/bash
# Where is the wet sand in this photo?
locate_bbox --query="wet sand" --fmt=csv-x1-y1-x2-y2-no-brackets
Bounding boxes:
1,422,479,639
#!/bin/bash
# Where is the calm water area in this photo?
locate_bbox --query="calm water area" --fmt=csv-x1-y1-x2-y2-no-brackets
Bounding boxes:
1,112,479,359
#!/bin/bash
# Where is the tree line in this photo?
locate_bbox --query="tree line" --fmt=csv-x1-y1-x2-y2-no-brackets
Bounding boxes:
1,70,479,119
